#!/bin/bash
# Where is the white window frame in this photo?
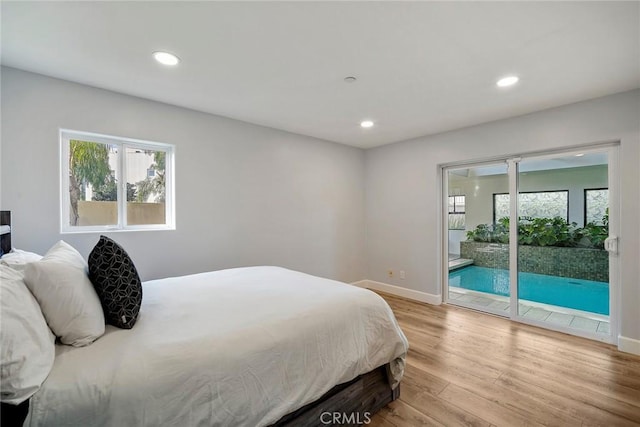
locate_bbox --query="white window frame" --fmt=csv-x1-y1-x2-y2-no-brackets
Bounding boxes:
448,195,466,230
60,129,175,233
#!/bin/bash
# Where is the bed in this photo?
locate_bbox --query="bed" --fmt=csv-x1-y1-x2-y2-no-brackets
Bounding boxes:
0,215,408,426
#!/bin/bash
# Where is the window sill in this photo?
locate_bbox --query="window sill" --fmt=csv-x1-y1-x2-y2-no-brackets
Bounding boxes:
60,225,175,234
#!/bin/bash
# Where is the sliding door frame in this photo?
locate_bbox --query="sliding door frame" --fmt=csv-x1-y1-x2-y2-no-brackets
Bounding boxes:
441,159,512,318
441,142,620,344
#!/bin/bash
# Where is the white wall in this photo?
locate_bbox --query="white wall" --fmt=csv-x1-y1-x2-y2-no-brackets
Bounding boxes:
365,89,640,344
448,230,466,256
0,67,366,283
3,67,638,349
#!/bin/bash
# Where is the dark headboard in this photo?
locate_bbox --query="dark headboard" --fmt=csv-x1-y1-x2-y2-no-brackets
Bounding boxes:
0,210,30,427
1,210,11,255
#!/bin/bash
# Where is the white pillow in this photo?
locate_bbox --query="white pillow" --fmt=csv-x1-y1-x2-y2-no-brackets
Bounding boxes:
0,265,56,404
0,249,43,272
24,241,105,347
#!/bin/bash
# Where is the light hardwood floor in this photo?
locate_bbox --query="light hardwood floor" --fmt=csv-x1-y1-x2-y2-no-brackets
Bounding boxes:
370,292,640,427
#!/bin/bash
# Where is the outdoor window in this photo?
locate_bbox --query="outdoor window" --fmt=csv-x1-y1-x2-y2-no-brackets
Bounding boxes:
493,190,569,223
585,188,608,225
448,195,465,230
61,130,175,232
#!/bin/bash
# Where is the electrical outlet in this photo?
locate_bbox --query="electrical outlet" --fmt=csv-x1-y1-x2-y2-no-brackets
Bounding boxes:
388,270,393,278
400,270,405,279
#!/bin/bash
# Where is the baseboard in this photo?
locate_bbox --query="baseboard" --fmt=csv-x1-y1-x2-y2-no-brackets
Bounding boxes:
351,280,441,305
618,335,640,355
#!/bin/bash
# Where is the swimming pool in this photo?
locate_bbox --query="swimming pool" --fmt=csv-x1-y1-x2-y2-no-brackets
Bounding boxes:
449,265,609,315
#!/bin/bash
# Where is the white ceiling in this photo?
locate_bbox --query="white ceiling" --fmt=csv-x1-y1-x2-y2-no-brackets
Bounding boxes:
2,2,639,149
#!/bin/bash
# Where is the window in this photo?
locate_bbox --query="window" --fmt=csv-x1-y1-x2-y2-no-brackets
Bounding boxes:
493,190,569,223
585,188,608,226
448,195,465,230
61,130,175,232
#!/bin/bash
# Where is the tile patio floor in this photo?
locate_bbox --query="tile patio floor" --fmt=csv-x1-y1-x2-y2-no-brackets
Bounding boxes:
448,287,610,336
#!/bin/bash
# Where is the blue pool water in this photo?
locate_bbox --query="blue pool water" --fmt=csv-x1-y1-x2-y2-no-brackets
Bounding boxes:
449,266,609,315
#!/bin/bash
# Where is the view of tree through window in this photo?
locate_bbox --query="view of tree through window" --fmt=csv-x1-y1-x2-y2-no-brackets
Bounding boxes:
68,140,117,226
126,148,166,225
63,131,174,231
585,188,608,225
494,191,569,222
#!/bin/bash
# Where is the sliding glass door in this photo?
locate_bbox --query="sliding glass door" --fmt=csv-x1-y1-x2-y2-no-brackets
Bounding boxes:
514,152,612,337
444,145,617,342
446,162,511,316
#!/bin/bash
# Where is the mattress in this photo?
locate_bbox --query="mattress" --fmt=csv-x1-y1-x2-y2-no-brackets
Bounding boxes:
26,266,408,427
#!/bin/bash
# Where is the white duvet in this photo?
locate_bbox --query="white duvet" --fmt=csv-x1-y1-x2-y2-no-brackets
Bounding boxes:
26,266,408,427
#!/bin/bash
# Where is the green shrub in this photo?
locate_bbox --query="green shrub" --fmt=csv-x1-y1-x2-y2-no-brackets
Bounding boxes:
465,214,608,249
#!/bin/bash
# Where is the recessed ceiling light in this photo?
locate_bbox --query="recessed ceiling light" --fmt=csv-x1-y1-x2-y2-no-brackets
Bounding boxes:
360,120,374,128
496,75,519,87
575,153,585,157
153,51,180,66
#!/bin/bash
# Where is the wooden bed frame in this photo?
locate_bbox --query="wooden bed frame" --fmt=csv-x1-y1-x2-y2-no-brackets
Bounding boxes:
273,363,399,426
1,364,399,427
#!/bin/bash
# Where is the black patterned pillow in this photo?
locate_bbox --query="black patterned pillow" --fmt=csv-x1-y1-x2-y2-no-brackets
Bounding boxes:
88,236,142,329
